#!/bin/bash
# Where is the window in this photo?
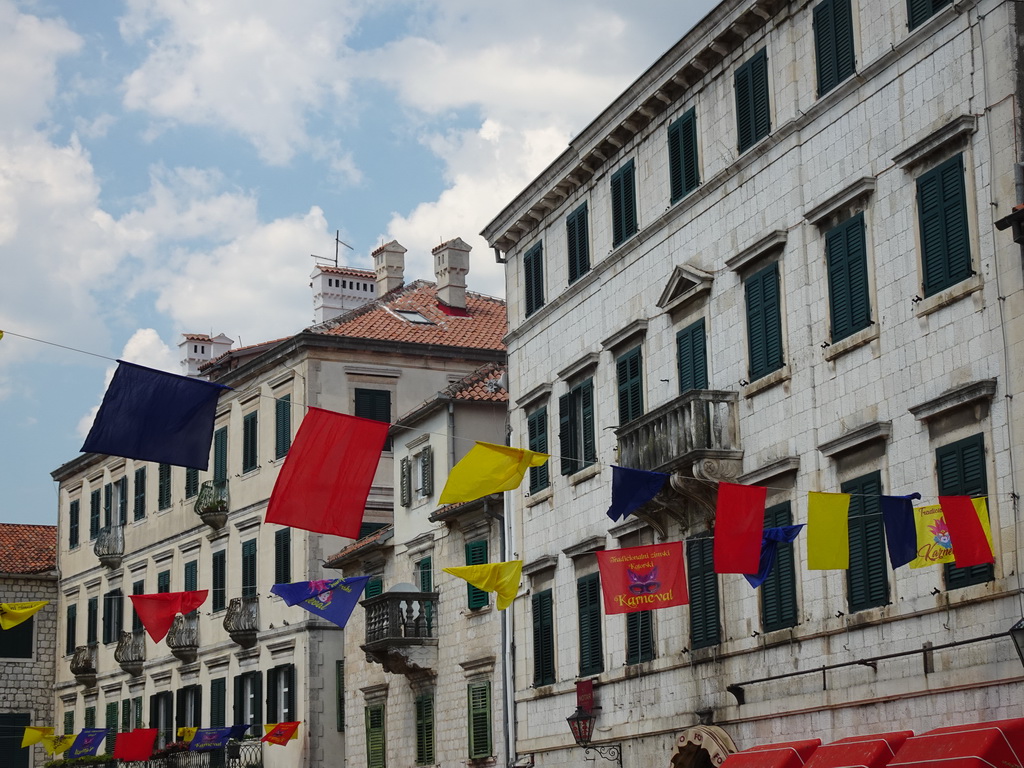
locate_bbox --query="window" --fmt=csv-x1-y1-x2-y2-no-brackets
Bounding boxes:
157,570,171,594
87,596,98,645
133,467,146,520
814,0,856,96
844,472,889,612
103,482,112,528
213,427,228,484
466,541,489,610
133,698,142,729
938,434,993,589
745,261,784,381
467,682,492,760
233,671,262,730
90,489,101,539
567,203,590,284
184,560,198,593
687,535,720,649
105,701,119,755
267,664,296,722
668,109,700,202
335,661,345,731
69,500,80,548
210,678,227,729
117,476,128,525
626,610,654,665
577,573,604,676
65,604,77,655
677,318,708,392
149,691,173,748
212,551,226,612
918,153,971,296
415,693,435,765
611,160,638,247
365,704,385,768
0,614,32,658
157,464,171,510
365,577,383,598
121,698,131,733
85,705,96,729
616,347,644,425
355,388,392,451
242,539,257,598
275,394,292,459
399,457,412,507
242,411,258,473
184,468,199,500
175,685,202,729
826,213,871,341
559,378,596,475
101,589,123,644
527,407,549,493
275,528,291,584
735,48,771,152
402,445,434,503
532,589,555,685
524,242,545,317
132,581,144,631
418,557,433,592
908,0,953,30
64,710,74,736
762,502,798,631
0,713,30,768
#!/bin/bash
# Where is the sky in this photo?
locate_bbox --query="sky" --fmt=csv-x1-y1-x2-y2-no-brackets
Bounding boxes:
0,0,718,526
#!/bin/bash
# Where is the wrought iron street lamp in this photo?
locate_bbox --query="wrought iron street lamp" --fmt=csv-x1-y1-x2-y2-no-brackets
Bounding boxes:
1008,619,1024,668
566,707,622,765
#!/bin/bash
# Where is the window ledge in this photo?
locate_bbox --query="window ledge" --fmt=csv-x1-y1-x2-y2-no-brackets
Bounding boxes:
742,365,790,398
464,605,493,619
824,324,879,361
568,464,601,486
524,487,553,508
915,274,982,317
240,467,260,479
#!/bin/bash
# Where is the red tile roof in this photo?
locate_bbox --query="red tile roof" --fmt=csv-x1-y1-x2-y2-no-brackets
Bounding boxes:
0,524,57,573
316,281,506,351
325,525,394,567
316,265,375,278
448,362,508,403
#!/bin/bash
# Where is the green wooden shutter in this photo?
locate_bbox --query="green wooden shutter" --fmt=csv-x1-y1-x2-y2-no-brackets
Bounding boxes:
611,160,637,247
814,0,856,96
210,678,226,728
918,154,971,296
242,539,257,598
826,212,871,341
87,596,98,644
275,528,291,584
746,262,783,380
580,378,596,467
212,550,226,611
365,577,383,598
85,706,96,729
133,697,142,729
355,388,392,450
677,318,709,392
365,705,386,768
158,463,171,510
524,243,544,317
275,394,291,459
558,392,576,476
845,472,889,612
63,710,74,736
69,500,80,549
577,573,604,675
184,561,198,593
103,482,112,528
467,682,492,759
736,49,770,151
567,203,590,284
90,489,101,539
213,427,228,484
105,701,118,755
418,557,433,592
687,536,720,649
466,541,489,609
399,457,412,507
669,109,699,203
242,411,258,472
938,434,993,588
761,502,798,631
335,661,345,731
626,610,654,664
132,581,144,631
415,694,435,765
157,570,170,594
421,445,433,497
267,667,280,723
117,476,128,525
908,0,952,30
66,604,77,655
532,589,555,685
527,407,549,493
184,468,199,499
133,467,146,520
616,347,644,425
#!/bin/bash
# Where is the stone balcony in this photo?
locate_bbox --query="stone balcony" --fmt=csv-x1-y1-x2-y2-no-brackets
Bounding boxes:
70,643,97,687
94,525,124,569
114,629,146,677
223,595,259,649
194,479,229,530
167,611,199,663
361,589,438,676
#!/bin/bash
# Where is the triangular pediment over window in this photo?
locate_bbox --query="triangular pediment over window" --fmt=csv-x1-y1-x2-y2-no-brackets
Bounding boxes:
657,264,713,313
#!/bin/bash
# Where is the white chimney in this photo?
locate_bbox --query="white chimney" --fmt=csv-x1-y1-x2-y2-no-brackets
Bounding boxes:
179,333,233,377
373,240,406,295
311,265,377,324
433,237,471,309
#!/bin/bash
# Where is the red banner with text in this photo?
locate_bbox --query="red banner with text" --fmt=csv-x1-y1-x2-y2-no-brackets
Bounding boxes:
596,542,688,615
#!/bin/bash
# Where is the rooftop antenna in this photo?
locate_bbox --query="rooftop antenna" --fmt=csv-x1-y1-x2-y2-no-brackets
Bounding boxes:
311,230,354,268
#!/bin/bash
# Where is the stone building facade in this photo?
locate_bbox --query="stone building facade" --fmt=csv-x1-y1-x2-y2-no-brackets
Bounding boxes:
483,0,1024,765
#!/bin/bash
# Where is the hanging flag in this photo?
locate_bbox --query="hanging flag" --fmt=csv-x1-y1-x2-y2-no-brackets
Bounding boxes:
265,408,389,538
21,726,53,747
606,466,670,522
177,727,198,743
807,492,850,569
262,722,300,745
41,734,75,755
439,442,549,505
189,728,232,752
596,542,688,614
0,330,4,341
940,496,995,567
744,525,804,588
129,591,208,643
442,561,523,610
271,577,370,629
113,729,158,761
67,729,107,758
81,360,229,470
713,482,766,574
910,504,954,567
0,601,48,630
881,493,922,569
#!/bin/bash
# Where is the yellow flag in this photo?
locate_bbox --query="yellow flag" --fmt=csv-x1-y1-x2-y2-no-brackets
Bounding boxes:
807,492,850,569
22,726,53,747
178,727,198,743
0,601,48,630
263,724,299,741
911,499,991,568
42,734,75,754
0,330,4,341
439,442,549,505
443,561,523,610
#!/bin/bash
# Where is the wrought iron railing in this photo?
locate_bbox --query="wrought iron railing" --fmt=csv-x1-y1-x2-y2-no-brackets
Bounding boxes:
363,591,438,645
114,629,146,676
92,740,263,766
167,611,200,662
223,595,259,648
94,524,125,568
71,642,97,686
194,480,230,529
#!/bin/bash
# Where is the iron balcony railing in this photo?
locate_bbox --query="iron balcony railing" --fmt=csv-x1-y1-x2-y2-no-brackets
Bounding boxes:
363,591,438,646
223,595,259,648
114,629,146,676
94,524,125,568
167,611,200,662
82,739,263,767
194,479,229,529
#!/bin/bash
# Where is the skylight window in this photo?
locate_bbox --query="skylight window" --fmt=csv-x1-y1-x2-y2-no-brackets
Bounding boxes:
393,310,433,324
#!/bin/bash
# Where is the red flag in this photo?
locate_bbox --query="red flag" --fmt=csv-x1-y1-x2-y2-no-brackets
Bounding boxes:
262,722,300,746
129,591,208,643
265,408,389,538
939,496,994,567
714,482,767,574
113,729,158,761
596,542,688,615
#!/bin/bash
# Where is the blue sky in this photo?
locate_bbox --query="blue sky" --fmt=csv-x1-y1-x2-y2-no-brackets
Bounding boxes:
0,0,717,525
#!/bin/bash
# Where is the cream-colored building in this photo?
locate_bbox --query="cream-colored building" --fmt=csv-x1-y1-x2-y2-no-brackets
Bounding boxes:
483,0,1024,765
51,238,505,767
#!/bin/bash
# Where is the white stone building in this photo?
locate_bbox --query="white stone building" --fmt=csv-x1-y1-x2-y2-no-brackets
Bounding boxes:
50,238,505,767
482,0,1024,765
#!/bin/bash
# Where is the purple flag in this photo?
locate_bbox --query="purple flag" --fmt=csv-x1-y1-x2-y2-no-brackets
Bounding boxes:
271,577,370,629
606,466,670,522
881,493,922,569
190,728,232,752
67,729,107,758
744,525,804,588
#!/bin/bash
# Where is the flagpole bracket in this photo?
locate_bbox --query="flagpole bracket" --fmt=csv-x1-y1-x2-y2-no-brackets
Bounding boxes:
583,744,622,765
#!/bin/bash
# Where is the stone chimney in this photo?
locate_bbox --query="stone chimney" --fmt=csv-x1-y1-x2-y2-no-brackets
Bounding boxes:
311,265,376,324
179,333,233,377
433,237,471,309
373,240,406,295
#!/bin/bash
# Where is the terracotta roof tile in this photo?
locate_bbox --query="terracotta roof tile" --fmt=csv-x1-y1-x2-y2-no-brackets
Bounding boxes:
448,362,508,403
325,525,394,566
316,265,375,278
0,524,57,573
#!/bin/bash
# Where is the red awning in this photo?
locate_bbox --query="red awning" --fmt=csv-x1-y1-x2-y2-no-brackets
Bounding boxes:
803,732,914,768
722,739,822,768
889,718,1024,768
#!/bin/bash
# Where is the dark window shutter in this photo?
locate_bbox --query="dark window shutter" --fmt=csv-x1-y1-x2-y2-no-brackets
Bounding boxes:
133,698,142,729
64,710,74,736
335,661,345,731
669,109,699,203
193,687,203,728
736,49,770,151
242,411,258,472
85,705,96,729
400,457,412,507
677,318,709,392
275,528,291,584
365,577,383,598
354,389,392,450
232,675,243,725
184,561,198,592
687,536,720,649
421,445,433,497
611,160,637,247
0,615,33,658
532,589,555,685
814,0,855,96
132,581,144,631
415,694,435,765
117,476,128,525
66,604,77,655
467,682,492,759
419,557,433,592
626,610,654,664
909,0,952,30
567,203,590,284
212,551,226,612
184,468,199,500
580,378,596,466
150,694,159,729
844,472,889,612
121,698,131,733
527,407,549,493
252,672,263,728
242,539,257,598
524,243,545,317
826,213,871,341
616,347,644,425
938,434,993,589
87,596,98,644
158,463,171,510
211,678,226,729
761,502,798,631
103,483,112,529
558,392,575,476
104,701,118,755
267,667,279,722
175,688,186,730
69,500,80,548
275,394,291,459
133,467,146,520
157,570,170,594
745,262,783,380
365,705,385,768
918,154,971,296
466,541,489,609
90,489,101,539
213,427,228,483
577,573,604,676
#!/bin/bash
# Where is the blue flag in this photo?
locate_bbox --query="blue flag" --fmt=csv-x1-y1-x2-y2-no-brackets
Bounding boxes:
606,466,670,522
744,525,804,588
81,360,230,470
190,728,232,752
228,724,252,741
881,492,922,569
68,729,106,758
271,577,370,629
